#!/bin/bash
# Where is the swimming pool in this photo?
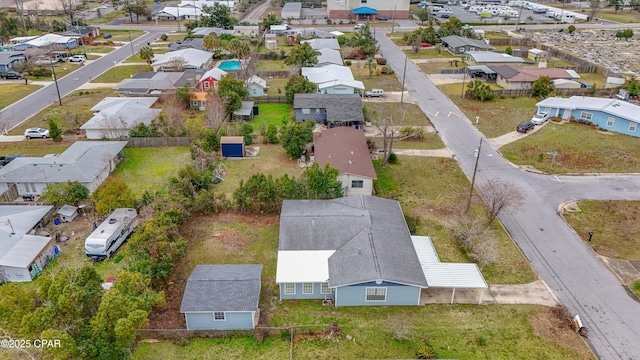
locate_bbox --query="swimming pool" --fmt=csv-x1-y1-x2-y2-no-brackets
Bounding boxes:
218,60,241,71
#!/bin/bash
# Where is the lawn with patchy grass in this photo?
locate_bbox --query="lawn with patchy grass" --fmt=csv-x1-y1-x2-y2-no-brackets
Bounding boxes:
9,88,115,135
125,48,169,63
438,83,538,138
90,64,149,83
136,303,591,360
597,8,640,23
86,9,126,24
81,45,117,53
404,49,460,59
370,134,445,150
576,72,607,88
374,157,536,284
0,84,43,110
500,121,640,174
99,29,144,42
256,59,289,71
364,102,432,127
264,78,289,96
418,60,468,75
0,138,74,157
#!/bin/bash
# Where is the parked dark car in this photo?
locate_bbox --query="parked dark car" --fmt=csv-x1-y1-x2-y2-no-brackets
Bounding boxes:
1,71,24,80
103,33,112,39
377,16,389,21
516,121,535,133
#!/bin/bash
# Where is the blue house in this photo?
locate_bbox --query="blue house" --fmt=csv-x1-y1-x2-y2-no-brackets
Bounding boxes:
275,196,426,307
180,264,262,330
293,93,364,126
245,75,267,97
0,52,26,72
536,96,640,137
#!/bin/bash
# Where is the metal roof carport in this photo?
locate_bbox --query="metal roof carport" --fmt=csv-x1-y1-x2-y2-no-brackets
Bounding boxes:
411,236,488,304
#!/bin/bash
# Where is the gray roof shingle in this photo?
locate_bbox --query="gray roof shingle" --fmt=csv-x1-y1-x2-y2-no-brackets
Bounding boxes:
293,94,364,123
279,196,428,287
180,264,263,312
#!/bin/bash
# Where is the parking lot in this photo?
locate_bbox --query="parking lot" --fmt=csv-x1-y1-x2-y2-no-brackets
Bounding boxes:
425,3,573,25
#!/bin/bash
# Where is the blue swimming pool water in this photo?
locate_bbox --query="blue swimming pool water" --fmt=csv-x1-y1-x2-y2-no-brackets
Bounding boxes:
218,60,241,71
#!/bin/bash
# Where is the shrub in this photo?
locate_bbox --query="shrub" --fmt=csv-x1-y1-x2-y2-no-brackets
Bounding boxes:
240,123,253,145
388,152,398,164
31,67,52,78
48,118,62,141
381,65,394,74
416,342,437,359
404,213,420,235
344,60,352,66
267,50,278,59
568,25,576,33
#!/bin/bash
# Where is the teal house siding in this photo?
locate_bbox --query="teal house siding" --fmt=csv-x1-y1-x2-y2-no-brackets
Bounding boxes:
184,311,255,330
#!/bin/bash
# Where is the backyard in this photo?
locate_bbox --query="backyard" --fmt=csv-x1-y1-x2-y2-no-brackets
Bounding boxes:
500,121,640,174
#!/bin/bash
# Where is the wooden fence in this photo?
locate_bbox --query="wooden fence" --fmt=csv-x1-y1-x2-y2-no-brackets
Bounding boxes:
253,95,288,104
482,87,616,98
257,70,293,79
125,137,197,148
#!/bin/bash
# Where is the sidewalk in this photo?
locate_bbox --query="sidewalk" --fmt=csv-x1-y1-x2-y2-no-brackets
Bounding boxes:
392,148,453,158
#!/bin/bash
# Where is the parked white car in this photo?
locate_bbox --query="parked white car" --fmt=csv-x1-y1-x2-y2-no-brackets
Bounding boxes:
531,112,550,125
69,55,86,62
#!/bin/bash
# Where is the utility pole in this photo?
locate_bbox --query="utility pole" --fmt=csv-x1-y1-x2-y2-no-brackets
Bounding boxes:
177,6,181,32
391,5,396,34
460,68,467,99
515,1,524,30
50,59,62,106
128,30,134,55
400,55,408,104
466,137,483,213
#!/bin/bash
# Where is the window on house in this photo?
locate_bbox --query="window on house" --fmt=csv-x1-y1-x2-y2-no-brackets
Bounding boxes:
459,47,465,53
361,0,367,3
214,312,225,321
580,112,593,121
351,180,364,188
321,282,331,294
629,122,637,132
302,108,311,114
204,82,210,89
284,283,295,294
303,283,313,294
607,117,615,127
366,287,386,301
324,109,327,114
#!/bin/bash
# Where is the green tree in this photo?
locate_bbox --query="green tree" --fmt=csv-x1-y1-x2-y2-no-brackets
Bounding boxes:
467,79,495,101
48,118,62,141
284,74,317,103
227,38,250,59
299,163,343,199
364,57,377,77
615,28,634,40
240,123,253,145
91,175,136,216
284,42,319,67
233,173,279,213
416,7,430,25
343,23,378,57
129,122,159,137
89,271,164,360
505,46,513,55
261,13,281,29
437,17,463,38
280,121,314,158
40,181,89,205
621,76,639,96
139,46,154,64
531,75,556,98
266,124,279,143
202,34,218,51
175,83,192,108
218,75,248,113
567,25,576,33
199,3,237,29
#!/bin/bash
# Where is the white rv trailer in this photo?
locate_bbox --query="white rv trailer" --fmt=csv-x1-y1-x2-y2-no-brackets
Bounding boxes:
85,208,138,260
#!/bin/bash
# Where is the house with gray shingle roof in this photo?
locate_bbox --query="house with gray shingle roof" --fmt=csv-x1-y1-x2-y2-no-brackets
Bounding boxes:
440,35,495,55
293,94,364,125
276,196,488,306
180,264,262,330
0,141,127,197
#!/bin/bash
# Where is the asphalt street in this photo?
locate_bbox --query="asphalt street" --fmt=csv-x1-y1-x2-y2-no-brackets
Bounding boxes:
0,31,163,130
376,32,640,359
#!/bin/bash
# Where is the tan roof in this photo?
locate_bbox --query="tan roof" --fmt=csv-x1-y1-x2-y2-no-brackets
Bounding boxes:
489,64,574,83
220,136,244,144
313,127,376,179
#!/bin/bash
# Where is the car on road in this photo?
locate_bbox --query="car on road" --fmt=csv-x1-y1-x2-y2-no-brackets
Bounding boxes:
516,121,535,133
377,16,389,21
364,89,384,97
531,112,549,125
24,128,50,139
69,55,86,62
354,23,366,30
1,71,24,80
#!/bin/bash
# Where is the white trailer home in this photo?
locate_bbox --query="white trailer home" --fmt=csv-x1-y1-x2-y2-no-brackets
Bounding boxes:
85,208,138,261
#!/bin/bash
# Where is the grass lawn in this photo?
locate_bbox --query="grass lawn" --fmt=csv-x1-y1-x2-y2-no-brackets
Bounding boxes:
485,31,514,39
0,84,43,110
125,48,169,63
0,138,74,157
418,61,468,74
371,133,445,150
501,121,640,174
404,49,460,59
80,45,117,54
162,34,188,43
249,103,292,128
596,8,640,23
374,157,536,284
438,83,539,138
576,72,607,87
8,88,115,135
101,29,144,42
355,73,403,92
90,64,149,83
112,147,191,196
264,78,289,96
364,102,432,127
86,10,126,24
256,59,289,71
135,303,591,360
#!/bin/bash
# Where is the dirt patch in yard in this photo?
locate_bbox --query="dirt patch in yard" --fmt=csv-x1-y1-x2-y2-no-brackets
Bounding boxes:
528,306,595,360
147,212,279,330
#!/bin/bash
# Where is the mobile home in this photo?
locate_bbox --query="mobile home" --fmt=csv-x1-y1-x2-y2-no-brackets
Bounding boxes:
85,208,138,260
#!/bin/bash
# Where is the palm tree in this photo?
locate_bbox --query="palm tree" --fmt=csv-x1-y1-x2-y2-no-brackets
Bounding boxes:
364,57,377,77
139,46,154,69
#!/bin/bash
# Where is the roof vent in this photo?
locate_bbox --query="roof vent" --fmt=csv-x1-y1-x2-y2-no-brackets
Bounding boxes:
108,218,117,224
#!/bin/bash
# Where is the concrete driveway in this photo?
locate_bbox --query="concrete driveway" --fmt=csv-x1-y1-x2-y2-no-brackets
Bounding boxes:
362,91,416,104
422,280,559,307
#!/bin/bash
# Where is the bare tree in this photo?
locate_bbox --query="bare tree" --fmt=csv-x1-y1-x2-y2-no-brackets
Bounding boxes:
204,92,227,130
373,105,414,167
14,0,28,32
97,114,128,139
166,56,187,71
588,0,602,19
450,212,499,270
191,144,217,172
477,179,524,226
57,0,77,25
158,95,185,136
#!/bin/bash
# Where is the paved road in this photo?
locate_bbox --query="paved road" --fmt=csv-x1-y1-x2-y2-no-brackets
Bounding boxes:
376,32,640,359
0,30,162,129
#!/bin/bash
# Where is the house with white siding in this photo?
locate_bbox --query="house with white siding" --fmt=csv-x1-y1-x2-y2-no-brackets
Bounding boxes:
313,127,375,196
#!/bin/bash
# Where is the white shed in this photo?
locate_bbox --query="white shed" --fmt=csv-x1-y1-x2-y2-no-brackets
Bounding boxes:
57,204,79,222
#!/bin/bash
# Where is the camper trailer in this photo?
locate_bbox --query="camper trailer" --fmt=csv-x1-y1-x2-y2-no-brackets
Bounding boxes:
85,208,138,261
